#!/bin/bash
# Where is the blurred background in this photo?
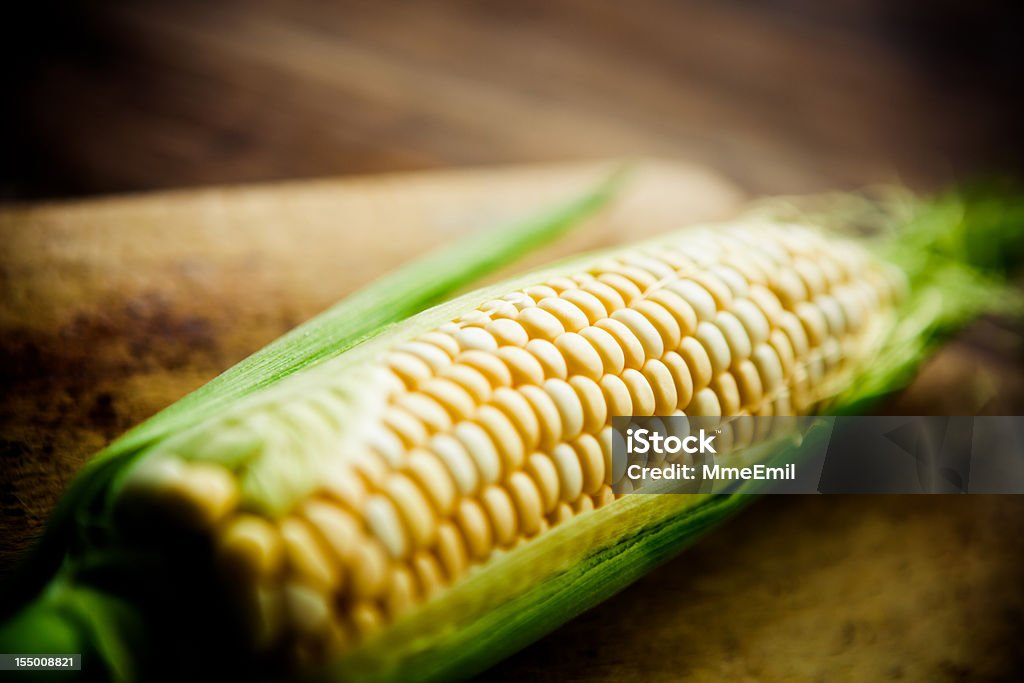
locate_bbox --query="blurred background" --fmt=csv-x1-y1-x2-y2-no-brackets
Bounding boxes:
3,2,1024,681
3,0,1023,201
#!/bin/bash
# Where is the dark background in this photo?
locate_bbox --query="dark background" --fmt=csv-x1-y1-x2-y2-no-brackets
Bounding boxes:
2,0,1023,201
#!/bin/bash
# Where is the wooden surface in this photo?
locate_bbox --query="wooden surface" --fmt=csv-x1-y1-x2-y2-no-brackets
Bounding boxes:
4,1,1023,201
2,160,1022,682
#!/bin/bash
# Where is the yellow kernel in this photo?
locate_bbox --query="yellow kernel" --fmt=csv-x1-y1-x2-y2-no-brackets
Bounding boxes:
769,329,797,379
351,602,385,639
385,567,418,620
621,263,664,289
382,407,430,448
593,485,616,508
412,552,446,600
711,372,742,416
771,269,808,309
751,343,785,398
406,450,457,516
793,259,827,296
525,285,559,301
349,540,389,600
545,277,579,292
679,336,713,392
280,517,338,590
664,279,717,321
621,368,655,416
366,426,405,466
301,500,359,565
525,338,569,380
573,494,595,515
816,295,847,337
645,288,698,337
687,387,722,416
641,359,678,415
481,485,518,547
598,427,617,485
538,297,589,332
476,405,525,473
834,286,865,332
218,514,283,580
491,387,541,452
396,393,452,433
480,299,520,318
420,331,461,358
661,351,694,409
594,318,646,369
626,253,675,279
545,379,585,440
436,522,469,582
459,350,513,387
734,360,764,409
712,265,750,299
385,351,432,389
350,450,389,487
552,444,584,502
570,375,608,433
715,311,752,365
560,288,608,323
440,364,492,405
453,422,502,486
284,582,331,635
455,499,493,560
688,273,733,310
508,471,544,536
633,299,682,352
579,279,627,311
573,434,605,495
430,433,479,496
794,301,828,348
502,291,537,310
732,299,771,346
579,326,626,376
495,345,546,386
365,495,408,559
519,385,563,451
599,374,633,418
549,501,575,527
748,284,784,323
398,341,451,374
525,453,561,514
517,306,566,341
597,272,642,304
486,318,529,347
611,308,664,360
555,332,604,381
453,326,498,353
696,321,732,375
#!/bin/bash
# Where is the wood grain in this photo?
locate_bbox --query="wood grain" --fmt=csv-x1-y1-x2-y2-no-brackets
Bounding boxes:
5,1,1022,201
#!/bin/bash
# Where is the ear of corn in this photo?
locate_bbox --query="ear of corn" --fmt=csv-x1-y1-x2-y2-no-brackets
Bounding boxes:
3,184,1022,683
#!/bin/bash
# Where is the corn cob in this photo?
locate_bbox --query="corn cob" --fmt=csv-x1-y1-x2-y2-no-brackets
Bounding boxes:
114,219,905,667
